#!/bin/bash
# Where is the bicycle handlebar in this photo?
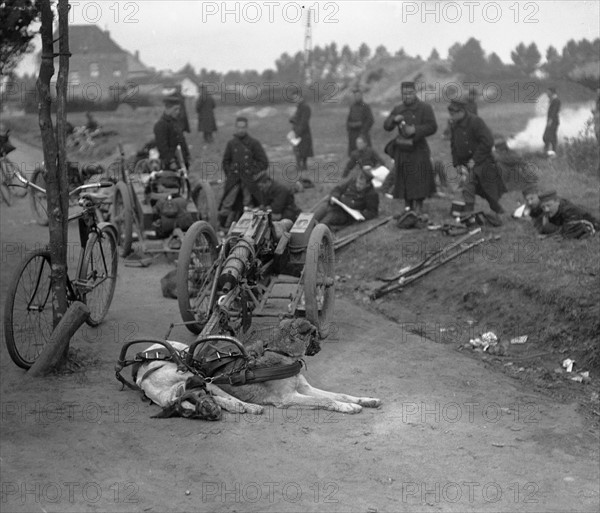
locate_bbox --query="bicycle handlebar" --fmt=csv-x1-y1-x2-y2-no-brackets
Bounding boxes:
13,168,113,196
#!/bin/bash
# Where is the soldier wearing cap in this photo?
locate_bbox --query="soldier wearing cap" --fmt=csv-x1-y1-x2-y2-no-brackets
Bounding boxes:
448,97,507,224
537,189,599,237
521,184,544,230
314,167,379,229
383,81,437,215
346,85,375,155
153,92,190,170
289,87,314,175
219,116,269,229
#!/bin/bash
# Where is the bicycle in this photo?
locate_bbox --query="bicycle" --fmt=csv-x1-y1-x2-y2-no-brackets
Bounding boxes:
3,169,119,369
28,160,108,226
0,130,28,206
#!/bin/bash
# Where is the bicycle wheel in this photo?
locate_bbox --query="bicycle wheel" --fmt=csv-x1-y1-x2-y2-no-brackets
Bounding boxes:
79,226,118,326
6,160,28,198
1,160,12,205
176,220,219,334
111,181,133,257
30,167,49,226
4,250,54,369
0,182,10,205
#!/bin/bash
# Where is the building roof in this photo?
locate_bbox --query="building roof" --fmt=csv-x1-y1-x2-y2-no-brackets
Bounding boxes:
58,25,126,54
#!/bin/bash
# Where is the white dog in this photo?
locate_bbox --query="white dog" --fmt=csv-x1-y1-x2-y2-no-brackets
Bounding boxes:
130,319,381,419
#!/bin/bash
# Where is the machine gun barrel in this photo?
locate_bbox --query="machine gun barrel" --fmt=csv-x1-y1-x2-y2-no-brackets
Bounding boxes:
217,236,256,293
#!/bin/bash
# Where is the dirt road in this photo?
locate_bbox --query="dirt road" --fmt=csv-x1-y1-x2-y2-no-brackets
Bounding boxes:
0,141,598,512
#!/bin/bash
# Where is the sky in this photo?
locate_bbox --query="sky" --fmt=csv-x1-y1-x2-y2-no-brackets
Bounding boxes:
15,0,600,75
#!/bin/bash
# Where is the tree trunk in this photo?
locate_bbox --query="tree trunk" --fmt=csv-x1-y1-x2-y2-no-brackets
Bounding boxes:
37,0,70,330
28,302,90,377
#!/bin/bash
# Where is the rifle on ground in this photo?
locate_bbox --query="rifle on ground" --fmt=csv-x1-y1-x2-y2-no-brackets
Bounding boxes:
370,228,485,300
334,216,394,251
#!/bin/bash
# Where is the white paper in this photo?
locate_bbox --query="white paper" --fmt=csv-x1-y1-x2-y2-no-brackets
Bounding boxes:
330,197,365,221
371,165,390,188
287,131,301,146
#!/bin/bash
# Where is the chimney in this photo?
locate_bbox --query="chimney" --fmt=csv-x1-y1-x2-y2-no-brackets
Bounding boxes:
135,50,140,61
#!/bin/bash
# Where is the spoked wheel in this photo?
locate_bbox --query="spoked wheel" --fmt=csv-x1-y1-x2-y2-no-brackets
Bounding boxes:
191,180,218,231
4,159,27,198
111,181,134,257
79,226,119,326
29,167,48,226
303,223,336,338
4,250,55,369
0,181,10,205
176,221,219,334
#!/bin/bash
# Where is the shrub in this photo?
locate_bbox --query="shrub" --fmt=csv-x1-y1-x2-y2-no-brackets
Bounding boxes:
562,116,600,177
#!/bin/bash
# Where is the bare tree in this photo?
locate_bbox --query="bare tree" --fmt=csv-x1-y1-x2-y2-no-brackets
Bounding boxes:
37,0,70,329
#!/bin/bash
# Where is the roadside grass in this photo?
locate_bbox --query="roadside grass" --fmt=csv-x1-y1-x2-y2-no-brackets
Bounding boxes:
4,97,599,379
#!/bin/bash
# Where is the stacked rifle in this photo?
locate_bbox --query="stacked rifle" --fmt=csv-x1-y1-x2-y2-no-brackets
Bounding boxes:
370,228,485,300
333,216,394,252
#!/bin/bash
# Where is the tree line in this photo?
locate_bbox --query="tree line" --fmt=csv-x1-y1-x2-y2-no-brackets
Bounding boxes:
183,38,599,89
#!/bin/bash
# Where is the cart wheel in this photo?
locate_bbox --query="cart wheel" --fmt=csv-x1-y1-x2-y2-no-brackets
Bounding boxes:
176,220,219,334
304,223,335,338
191,180,218,231
29,166,48,226
112,181,134,257
132,158,149,187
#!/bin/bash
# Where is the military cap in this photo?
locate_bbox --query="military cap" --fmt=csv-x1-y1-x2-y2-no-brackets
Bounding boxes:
547,86,557,93
538,190,558,203
401,81,415,90
162,92,181,106
448,98,468,111
235,116,248,124
522,184,539,197
351,85,362,93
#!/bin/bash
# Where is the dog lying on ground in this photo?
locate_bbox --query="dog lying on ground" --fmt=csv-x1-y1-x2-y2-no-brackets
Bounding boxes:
132,319,381,419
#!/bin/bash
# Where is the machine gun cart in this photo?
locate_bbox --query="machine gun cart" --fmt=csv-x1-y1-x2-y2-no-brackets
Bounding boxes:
176,210,335,339
111,145,217,257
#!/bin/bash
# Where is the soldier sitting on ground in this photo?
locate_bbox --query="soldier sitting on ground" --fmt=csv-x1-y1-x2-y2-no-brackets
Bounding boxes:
342,135,386,179
538,190,600,239
314,167,379,230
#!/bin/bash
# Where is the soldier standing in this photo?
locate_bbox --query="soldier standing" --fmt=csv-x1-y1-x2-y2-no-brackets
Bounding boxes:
346,86,375,156
543,86,561,157
383,81,437,215
153,93,190,170
448,98,507,225
196,84,217,143
289,88,314,183
219,116,269,229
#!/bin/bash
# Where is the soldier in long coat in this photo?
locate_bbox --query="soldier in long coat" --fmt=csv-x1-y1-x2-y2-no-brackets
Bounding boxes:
448,98,507,223
346,86,374,155
219,116,269,229
289,89,314,171
383,81,437,214
196,85,217,143
154,94,190,169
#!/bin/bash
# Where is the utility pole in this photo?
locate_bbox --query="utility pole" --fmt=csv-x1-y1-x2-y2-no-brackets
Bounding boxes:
303,8,313,85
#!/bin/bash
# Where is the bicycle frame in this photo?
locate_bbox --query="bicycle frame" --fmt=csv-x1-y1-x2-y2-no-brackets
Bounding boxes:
13,168,117,301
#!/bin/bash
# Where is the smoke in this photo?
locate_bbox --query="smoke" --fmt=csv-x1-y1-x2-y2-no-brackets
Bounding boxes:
507,100,596,151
